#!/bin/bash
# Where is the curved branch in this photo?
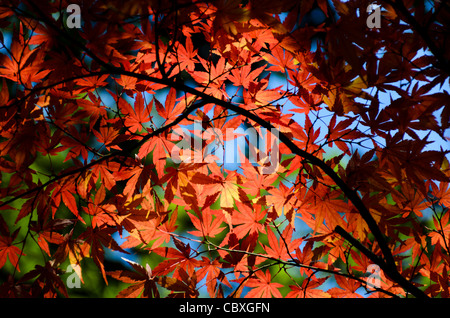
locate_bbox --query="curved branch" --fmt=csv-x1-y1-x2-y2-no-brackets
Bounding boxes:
335,226,425,298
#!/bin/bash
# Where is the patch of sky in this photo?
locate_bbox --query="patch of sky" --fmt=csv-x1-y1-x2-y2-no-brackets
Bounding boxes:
0,29,12,55
104,230,141,267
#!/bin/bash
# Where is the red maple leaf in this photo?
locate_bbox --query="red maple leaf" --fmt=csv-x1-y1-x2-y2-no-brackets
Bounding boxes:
152,237,200,277
243,270,283,298
263,225,302,261
107,258,159,298
328,275,363,298
0,216,24,272
232,201,266,239
119,92,153,133
80,225,128,283
188,207,227,238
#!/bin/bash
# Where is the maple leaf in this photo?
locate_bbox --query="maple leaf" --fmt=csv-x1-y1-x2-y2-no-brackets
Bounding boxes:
294,241,315,276
91,161,120,190
53,229,89,284
18,261,68,298
0,216,24,272
107,258,160,298
391,182,429,218
0,78,9,107
176,37,198,73
263,225,302,261
152,211,178,248
30,219,73,257
266,183,297,223
232,201,266,239
74,74,109,92
82,185,117,228
138,136,171,177
327,114,365,155
119,92,153,133
117,194,173,249
116,74,138,90
429,212,450,253
154,88,185,124
188,207,227,238
59,125,91,162
51,182,85,223
380,133,448,195
120,219,158,249
159,267,199,298
302,181,349,233
243,270,283,298
217,232,262,279
0,25,51,85
114,158,155,199
211,0,251,36
328,275,363,298
262,45,299,73
152,237,200,277
191,55,230,99
220,175,241,210
80,226,128,283
93,124,123,151
286,277,330,298
196,256,231,297
243,73,284,108
433,182,450,207
241,160,279,197
227,63,266,89
197,171,242,214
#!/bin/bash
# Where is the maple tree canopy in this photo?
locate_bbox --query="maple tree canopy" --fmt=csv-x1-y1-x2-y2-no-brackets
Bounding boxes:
0,0,449,299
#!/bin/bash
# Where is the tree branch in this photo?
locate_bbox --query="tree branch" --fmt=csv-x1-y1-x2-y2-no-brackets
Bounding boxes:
335,226,426,299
